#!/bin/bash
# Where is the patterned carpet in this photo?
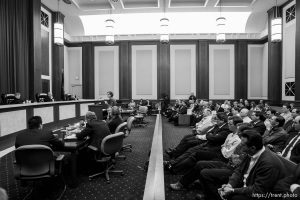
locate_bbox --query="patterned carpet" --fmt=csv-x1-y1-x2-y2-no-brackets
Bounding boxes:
0,116,155,200
162,117,201,200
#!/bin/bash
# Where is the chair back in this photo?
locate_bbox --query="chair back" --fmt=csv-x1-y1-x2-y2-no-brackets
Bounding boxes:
3,94,16,104
14,145,55,178
139,106,148,115
101,132,125,156
127,116,135,132
115,122,127,134
36,93,47,102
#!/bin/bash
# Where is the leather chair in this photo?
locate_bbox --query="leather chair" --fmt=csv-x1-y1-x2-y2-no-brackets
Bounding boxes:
88,132,125,183
14,145,66,200
134,106,148,127
121,116,135,152
35,93,47,102
1,94,16,104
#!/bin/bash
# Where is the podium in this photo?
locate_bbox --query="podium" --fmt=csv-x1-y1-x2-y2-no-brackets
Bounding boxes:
88,105,104,120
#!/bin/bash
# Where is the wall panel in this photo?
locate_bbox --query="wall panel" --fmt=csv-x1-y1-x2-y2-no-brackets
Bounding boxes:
132,45,157,99
209,45,235,99
170,45,196,99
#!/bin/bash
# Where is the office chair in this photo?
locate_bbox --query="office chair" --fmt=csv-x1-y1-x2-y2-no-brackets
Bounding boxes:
134,106,148,127
35,93,47,102
114,122,127,134
2,94,16,104
88,132,125,183
14,145,66,200
121,116,135,152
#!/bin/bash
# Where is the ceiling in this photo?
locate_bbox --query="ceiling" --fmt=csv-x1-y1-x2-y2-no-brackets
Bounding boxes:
41,0,289,41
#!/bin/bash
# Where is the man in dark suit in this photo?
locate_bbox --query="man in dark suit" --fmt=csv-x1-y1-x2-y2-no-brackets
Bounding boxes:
15,116,63,150
249,111,266,135
76,111,110,149
220,131,293,200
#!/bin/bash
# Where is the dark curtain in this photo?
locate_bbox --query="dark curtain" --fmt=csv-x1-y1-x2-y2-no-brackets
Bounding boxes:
0,0,30,99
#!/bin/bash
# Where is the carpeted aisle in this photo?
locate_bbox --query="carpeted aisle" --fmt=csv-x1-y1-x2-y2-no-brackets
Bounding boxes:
162,117,200,200
0,116,155,200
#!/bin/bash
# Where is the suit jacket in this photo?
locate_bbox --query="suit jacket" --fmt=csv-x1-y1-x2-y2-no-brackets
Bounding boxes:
250,120,266,135
229,149,296,196
263,127,288,152
76,121,111,149
15,129,63,150
178,105,187,114
290,140,300,164
107,117,123,133
203,123,231,151
215,106,224,113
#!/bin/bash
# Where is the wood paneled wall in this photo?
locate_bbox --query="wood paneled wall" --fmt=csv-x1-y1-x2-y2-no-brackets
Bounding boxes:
66,39,267,100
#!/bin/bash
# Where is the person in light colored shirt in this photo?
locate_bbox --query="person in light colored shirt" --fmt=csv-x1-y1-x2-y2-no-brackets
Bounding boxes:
195,108,213,134
239,108,252,123
281,103,293,122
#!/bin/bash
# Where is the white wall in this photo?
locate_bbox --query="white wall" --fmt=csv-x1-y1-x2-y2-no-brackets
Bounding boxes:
209,45,235,99
282,0,296,101
170,45,196,99
94,46,119,99
132,45,157,99
64,47,82,98
248,43,268,99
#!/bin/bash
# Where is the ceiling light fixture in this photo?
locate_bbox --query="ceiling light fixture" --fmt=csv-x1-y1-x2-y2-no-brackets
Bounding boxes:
54,0,64,45
271,0,282,42
216,0,226,43
160,0,169,44
105,9,115,45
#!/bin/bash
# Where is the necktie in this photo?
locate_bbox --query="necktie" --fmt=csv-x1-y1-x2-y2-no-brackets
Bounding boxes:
282,133,300,157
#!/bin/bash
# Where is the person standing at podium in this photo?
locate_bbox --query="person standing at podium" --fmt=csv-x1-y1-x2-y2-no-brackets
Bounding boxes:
105,91,117,107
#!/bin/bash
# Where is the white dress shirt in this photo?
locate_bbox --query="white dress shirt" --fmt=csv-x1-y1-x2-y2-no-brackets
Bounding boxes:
221,133,241,159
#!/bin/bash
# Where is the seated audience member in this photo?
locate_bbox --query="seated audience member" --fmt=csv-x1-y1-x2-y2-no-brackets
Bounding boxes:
11,92,23,104
249,111,266,135
170,101,188,126
188,92,197,101
105,91,117,107
290,103,295,111
215,102,225,113
284,108,300,132
107,106,123,133
219,131,292,200
264,102,270,111
250,101,256,111
221,100,231,110
278,116,300,164
281,103,293,122
244,100,250,110
44,92,54,102
169,117,245,195
166,108,214,158
15,116,63,150
0,188,8,200
231,107,239,116
76,111,110,149
138,98,147,106
290,164,300,196
263,115,287,153
239,108,252,123
164,113,230,174
128,99,136,109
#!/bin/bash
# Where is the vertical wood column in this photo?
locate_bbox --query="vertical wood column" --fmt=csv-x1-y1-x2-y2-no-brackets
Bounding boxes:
158,43,170,99
119,42,131,100
197,41,209,100
235,41,248,100
268,7,282,105
295,2,300,105
28,0,42,101
52,12,65,100
82,43,95,99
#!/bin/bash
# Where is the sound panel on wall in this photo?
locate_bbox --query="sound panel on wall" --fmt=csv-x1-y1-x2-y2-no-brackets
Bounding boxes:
94,46,119,99
170,45,196,99
209,45,235,99
248,44,268,99
131,45,157,99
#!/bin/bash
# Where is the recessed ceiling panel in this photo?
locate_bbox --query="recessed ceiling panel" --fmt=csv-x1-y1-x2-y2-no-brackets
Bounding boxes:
170,0,207,7
216,0,256,7
72,0,112,10
121,0,159,9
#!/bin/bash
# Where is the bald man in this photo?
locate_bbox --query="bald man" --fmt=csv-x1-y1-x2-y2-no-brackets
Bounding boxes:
239,108,252,123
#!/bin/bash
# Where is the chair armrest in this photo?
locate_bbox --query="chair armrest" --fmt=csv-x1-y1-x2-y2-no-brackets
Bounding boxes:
56,154,65,161
88,145,98,151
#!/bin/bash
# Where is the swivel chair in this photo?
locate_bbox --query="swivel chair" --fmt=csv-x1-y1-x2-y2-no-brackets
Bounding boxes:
121,116,135,152
14,145,66,200
1,94,16,104
88,132,125,183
